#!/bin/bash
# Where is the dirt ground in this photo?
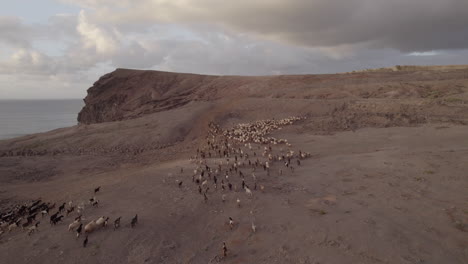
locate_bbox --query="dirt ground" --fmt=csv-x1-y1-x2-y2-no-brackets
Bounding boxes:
0,67,467,264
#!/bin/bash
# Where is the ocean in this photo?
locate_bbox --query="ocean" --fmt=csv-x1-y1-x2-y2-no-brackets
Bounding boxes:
0,99,84,140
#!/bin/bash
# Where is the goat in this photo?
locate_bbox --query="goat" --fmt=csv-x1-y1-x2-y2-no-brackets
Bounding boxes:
41,208,49,217
58,203,66,213
244,186,253,197
251,222,256,233
113,217,121,230
228,217,234,229
52,215,63,225
76,223,83,238
27,221,40,236
222,242,228,257
83,235,88,248
49,212,59,225
77,204,85,215
94,186,101,194
66,206,75,216
131,214,138,228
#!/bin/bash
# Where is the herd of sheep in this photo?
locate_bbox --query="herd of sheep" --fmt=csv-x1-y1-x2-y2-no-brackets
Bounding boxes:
180,116,310,259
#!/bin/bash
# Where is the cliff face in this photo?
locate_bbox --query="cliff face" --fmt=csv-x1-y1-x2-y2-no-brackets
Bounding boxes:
77,69,218,124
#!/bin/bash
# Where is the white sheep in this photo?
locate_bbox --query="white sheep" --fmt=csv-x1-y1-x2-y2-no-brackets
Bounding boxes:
95,216,106,227
245,186,253,197
84,220,99,234
236,198,241,207
27,222,40,236
68,219,81,231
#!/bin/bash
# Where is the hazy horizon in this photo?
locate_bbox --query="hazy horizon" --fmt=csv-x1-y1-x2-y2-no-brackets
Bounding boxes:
0,98,83,140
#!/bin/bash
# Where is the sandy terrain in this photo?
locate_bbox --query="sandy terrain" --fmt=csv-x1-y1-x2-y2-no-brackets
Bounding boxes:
0,66,467,264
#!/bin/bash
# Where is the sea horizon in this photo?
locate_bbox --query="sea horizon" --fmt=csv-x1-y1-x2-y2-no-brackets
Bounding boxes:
0,99,84,140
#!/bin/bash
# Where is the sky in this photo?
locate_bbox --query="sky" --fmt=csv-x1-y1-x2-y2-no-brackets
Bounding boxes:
1,0,468,99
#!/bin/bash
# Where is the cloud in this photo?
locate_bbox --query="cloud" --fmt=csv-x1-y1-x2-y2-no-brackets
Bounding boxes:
0,16,32,48
77,10,119,55
61,0,468,52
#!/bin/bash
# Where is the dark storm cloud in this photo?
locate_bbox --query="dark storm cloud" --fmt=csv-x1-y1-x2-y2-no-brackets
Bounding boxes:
190,0,468,52
84,0,468,52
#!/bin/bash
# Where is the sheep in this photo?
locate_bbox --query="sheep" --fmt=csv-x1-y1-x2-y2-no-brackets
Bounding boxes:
236,198,241,208
114,217,121,230
68,219,81,231
27,221,40,236
228,217,234,229
84,220,99,234
21,220,31,230
76,203,85,215
222,194,226,203
131,214,138,228
95,216,106,227
0,221,8,231
8,222,18,232
244,186,253,197
251,222,256,233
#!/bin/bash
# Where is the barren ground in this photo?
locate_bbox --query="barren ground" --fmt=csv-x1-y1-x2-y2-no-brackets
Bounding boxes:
0,67,467,264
